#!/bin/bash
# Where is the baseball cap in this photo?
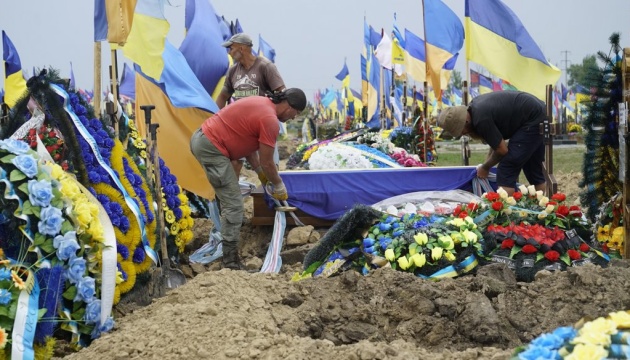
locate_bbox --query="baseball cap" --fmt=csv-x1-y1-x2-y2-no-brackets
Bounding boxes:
221,33,253,47
437,106,468,138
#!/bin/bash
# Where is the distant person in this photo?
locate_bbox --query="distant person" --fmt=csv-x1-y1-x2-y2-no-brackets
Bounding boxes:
216,33,286,176
190,88,307,270
437,91,546,196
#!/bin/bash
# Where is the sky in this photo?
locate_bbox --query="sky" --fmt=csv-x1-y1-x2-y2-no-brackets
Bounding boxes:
1,0,629,101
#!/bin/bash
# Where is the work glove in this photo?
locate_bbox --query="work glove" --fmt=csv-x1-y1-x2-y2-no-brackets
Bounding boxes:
271,181,288,201
254,166,268,185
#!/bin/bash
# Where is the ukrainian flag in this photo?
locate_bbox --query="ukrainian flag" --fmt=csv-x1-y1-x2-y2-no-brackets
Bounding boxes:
2,31,27,108
404,29,427,84
366,52,381,129
258,35,276,63
465,0,561,100
93,0,138,45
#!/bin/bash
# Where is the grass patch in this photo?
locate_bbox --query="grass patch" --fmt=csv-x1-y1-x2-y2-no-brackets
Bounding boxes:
435,141,585,174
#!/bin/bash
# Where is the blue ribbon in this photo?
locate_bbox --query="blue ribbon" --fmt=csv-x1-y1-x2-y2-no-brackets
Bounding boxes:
51,84,157,265
11,279,39,360
417,254,478,279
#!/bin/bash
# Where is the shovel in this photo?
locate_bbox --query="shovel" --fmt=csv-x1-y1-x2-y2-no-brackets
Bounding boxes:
147,112,187,289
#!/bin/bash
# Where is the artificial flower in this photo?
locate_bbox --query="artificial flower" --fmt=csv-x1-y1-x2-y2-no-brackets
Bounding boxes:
384,249,395,262
27,179,54,207
501,239,516,249
462,230,478,244
410,253,426,267
397,256,410,270
11,270,26,290
431,247,443,261
443,251,456,262
567,249,581,260
0,327,7,349
544,251,560,262
0,289,11,305
11,154,39,178
539,196,550,207
564,343,607,360
497,187,508,199
518,185,529,195
522,245,538,254
438,235,455,250
414,233,428,246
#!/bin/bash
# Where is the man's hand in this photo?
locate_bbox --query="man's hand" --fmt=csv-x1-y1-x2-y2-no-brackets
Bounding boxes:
254,166,268,185
476,164,490,179
271,182,288,201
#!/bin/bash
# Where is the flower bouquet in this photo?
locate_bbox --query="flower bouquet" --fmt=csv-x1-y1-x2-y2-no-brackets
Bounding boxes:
20,124,70,171
513,310,630,360
592,193,624,258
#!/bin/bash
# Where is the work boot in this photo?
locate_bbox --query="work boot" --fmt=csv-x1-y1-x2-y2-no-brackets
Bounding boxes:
221,242,242,270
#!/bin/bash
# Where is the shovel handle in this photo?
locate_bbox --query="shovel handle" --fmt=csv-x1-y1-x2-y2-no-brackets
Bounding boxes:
149,122,169,265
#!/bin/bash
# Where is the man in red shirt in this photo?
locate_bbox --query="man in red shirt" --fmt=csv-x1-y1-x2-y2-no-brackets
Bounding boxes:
190,88,307,269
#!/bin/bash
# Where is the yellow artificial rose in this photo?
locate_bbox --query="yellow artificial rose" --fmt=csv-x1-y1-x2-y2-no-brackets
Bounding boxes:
503,208,512,215
450,232,464,244
565,343,607,360
572,332,611,347
414,233,428,246
506,197,516,206
545,204,555,214
60,179,81,201
50,163,65,180
538,212,548,220
463,216,477,229
438,235,454,250
448,218,466,228
397,256,410,270
385,248,395,262
88,202,100,218
536,190,544,200
519,184,529,195
411,253,426,267
539,196,549,207
609,311,630,328
519,211,528,218
408,244,417,256
87,222,105,242
431,247,443,261
462,230,478,243
444,251,456,262
74,201,93,228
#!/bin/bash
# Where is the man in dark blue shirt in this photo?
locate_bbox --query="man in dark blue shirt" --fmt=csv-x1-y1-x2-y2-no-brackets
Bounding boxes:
438,91,546,196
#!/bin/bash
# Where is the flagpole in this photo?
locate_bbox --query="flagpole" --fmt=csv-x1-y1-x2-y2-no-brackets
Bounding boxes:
110,49,120,139
94,42,102,117
421,0,429,164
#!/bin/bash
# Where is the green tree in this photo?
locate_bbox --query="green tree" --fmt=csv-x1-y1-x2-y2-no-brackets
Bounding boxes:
567,55,599,89
448,69,463,92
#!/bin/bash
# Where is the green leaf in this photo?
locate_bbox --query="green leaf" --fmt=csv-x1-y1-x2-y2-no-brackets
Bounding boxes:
51,197,63,209
61,220,74,234
17,182,29,194
78,323,94,335
38,308,48,320
40,239,55,254
63,286,77,301
34,233,46,246
461,242,469,248
409,243,418,252
509,245,522,259
372,228,380,235
72,308,85,321
32,205,41,218
0,154,16,163
536,253,544,262
9,169,27,182
0,305,8,317
21,200,34,215
560,253,571,266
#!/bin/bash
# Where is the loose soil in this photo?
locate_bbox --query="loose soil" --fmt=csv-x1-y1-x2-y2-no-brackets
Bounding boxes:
65,142,619,360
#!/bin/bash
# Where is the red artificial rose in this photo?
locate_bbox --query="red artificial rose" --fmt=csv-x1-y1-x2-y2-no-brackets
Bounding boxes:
544,250,560,262
53,153,61,161
501,239,516,249
46,146,54,153
567,249,581,260
458,211,469,219
492,201,503,211
29,141,37,148
522,244,538,254
453,205,462,215
467,202,479,211
547,201,557,206
551,193,566,202
486,192,500,201
28,128,36,136
49,131,56,138
579,243,590,252
556,205,570,218
512,192,523,200
569,205,582,217
38,133,44,140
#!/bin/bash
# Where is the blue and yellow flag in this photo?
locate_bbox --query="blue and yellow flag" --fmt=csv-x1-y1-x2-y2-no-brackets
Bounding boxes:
335,60,350,89
424,0,464,100
2,31,27,108
121,0,169,81
93,0,138,44
465,0,561,99
366,52,381,129
258,34,276,63
179,0,230,99
119,62,136,100
479,73,493,94
404,29,427,84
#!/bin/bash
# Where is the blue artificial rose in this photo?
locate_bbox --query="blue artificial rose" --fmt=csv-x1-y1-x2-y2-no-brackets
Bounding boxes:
74,276,96,303
392,229,404,237
12,154,38,178
91,316,114,339
28,179,53,207
551,326,577,342
363,238,376,247
0,288,11,305
84,299,101,324
0,138,30,154
38,206,64,236
0,268,11,281
531,333,564,350
364,245,376,254
378,223,392,232
378,237,392,250
66,255,86,284
517,346,558,360
55,233,80,261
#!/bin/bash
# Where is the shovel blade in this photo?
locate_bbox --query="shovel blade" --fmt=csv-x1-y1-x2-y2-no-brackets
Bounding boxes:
162,268,187,289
